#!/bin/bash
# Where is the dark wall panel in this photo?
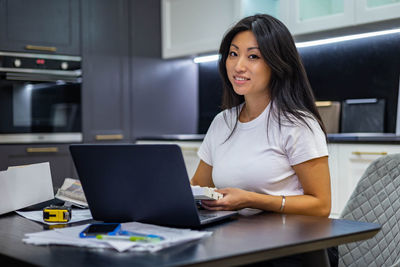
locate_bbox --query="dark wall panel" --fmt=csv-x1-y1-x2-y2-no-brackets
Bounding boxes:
197,33,400,134
198,61,223,134
299,33,400,133
131,58,198,138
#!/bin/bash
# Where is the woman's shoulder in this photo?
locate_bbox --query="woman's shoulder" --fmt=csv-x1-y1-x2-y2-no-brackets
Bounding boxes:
270,107,321,132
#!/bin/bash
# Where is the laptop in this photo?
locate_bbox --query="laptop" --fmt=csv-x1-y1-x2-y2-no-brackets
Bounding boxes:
69,144,237,228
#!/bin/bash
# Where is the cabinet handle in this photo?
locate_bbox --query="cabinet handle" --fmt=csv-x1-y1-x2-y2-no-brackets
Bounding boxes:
316,101,332,107
352,151,388,156
180,147,199,152
26,147,59,153
25,45,57,52
95,134,124,141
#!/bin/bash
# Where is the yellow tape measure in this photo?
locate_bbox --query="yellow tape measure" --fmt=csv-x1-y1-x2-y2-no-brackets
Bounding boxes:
43,205,72,223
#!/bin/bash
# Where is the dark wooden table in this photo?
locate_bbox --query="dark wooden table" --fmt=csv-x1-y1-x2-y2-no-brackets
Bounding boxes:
0,212,380,266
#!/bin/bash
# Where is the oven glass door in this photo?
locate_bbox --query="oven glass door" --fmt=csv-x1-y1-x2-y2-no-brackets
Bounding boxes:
0,78,81,133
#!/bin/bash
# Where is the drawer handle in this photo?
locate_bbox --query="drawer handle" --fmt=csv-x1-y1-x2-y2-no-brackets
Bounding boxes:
352,151,388,156
25,45,57,52
95,134,124,141
27,147,59,153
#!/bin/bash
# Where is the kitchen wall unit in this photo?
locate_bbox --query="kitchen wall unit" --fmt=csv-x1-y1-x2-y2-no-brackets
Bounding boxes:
238,0,289,22
288,0,355,35
161,0,400,58
355,0,400,24
161,0,289,59
161,0,238,59
81,0,131,142
328,143,400,218
0,144,76,192
0,0,80,55
289,0,400,35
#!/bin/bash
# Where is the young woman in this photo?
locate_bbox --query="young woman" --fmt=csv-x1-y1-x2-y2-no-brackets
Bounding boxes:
191,14,331,217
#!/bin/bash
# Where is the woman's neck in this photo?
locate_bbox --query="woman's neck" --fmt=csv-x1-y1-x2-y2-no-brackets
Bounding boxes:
240,96,270,123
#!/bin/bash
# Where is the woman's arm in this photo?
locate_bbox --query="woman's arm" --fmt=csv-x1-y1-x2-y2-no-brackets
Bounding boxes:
201,156,331,217
190,160,215,187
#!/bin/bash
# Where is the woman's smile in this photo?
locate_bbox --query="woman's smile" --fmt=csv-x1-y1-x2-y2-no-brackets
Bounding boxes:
233,75,250,85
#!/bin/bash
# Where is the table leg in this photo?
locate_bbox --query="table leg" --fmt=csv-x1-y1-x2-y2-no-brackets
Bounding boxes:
301,249,331,267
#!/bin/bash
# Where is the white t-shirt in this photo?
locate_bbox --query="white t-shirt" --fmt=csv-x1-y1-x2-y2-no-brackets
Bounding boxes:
197,103,328,196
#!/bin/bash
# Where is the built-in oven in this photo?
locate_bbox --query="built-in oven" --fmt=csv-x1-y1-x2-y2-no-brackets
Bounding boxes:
0,51,82,143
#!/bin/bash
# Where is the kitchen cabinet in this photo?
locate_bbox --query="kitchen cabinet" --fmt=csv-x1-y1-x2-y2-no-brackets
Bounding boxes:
355,0,400,24
162,0,400,58
0,144,77,192
81,0,130,142
0,0,80,55
238,0,289,22
288,0,400,35
288,0,355,35
328,143,400,218
161,0,288,59
161,0,238,59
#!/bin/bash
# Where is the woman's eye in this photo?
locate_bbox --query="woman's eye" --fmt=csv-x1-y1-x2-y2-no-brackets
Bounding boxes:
249,54,260,59
229,51,237,57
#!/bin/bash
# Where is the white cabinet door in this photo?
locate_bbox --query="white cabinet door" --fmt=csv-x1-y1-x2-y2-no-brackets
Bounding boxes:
355,0,400,24
161,0,287,59
237,0,289,26
327,143,341,218
329,143,400,218
288,0,355,35
161,0,239,59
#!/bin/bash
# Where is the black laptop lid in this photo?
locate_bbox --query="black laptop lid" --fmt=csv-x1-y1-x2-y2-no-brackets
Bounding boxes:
70,144,201,227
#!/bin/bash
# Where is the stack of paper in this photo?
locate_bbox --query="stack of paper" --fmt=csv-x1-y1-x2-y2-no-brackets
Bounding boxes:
23,222,212,252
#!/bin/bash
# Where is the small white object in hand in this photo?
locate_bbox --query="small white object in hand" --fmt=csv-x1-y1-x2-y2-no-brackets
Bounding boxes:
191,186,223,200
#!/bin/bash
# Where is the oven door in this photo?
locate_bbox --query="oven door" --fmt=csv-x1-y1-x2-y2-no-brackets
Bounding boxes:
0,71,82,143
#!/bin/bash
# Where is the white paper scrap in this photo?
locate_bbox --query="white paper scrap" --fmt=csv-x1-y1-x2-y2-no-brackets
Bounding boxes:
16,209,93,225
23,222,212,252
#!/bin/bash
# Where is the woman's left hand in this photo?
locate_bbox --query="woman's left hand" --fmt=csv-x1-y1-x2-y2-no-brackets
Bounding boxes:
201,187,251,211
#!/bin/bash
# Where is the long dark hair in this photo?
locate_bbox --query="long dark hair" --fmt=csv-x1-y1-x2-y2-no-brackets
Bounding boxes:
218,14,326,137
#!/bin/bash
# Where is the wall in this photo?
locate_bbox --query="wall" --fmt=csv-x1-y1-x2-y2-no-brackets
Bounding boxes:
131,58,198,138
130,0,199,138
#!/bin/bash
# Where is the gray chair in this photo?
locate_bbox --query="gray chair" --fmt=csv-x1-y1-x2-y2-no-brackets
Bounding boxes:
339,153,400,267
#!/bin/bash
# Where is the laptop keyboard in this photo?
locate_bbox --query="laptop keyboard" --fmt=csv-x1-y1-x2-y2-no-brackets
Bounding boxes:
199,214,217,221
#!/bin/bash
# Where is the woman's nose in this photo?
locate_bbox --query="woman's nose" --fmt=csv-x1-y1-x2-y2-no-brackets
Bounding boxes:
234,56,246,72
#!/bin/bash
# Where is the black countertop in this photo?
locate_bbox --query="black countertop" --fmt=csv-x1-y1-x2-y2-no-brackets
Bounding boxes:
136,133,400,144
326,133,400,143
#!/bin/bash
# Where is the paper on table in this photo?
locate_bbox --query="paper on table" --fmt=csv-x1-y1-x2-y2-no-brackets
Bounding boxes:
23,221,212,252
16,209,93,225
0,162,54,215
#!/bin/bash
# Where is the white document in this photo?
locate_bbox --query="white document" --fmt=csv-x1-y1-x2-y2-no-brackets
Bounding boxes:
23,222,212,252
16,209,93,225
0,162,54,215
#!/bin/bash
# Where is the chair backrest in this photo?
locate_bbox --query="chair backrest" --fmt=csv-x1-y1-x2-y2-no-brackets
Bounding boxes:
339,153,400,267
